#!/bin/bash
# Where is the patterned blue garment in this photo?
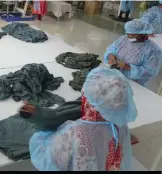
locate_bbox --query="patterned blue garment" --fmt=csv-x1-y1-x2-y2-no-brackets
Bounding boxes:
104,36,162,86
141,6,162,34
29,68,137,171
104,19,162,86
30,122,131,171
120,0,134,12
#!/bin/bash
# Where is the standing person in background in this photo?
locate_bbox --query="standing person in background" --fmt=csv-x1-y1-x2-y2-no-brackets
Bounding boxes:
33,0,47,20
104,19,162,87
118,0,134,21
141,0,162,34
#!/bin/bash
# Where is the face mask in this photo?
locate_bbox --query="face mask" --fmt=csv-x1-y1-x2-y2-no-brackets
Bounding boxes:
128,38,137,42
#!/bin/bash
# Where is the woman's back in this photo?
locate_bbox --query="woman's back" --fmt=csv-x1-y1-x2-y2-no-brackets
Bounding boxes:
30,119,130,171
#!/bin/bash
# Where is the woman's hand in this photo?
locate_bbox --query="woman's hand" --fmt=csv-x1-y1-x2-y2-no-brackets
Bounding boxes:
19,101,36,118
117,60,131,70
108,54,117,65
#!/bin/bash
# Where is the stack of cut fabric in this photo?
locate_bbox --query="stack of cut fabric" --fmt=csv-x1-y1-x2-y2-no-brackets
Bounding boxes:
0,98,81,161
56,52,101,91
55,52,100,70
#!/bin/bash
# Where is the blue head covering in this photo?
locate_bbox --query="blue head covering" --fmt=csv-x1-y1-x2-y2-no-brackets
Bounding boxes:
125,19,154,34
83,66,137,126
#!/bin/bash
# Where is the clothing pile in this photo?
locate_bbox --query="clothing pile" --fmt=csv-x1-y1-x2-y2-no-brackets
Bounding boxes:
0,63,65,107
69,69,89,91
55,52,100,70
2,22,48,43
0,98,81,161
56,52,101,91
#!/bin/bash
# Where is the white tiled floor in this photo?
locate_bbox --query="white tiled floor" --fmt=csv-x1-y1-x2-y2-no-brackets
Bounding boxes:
0,16,162,170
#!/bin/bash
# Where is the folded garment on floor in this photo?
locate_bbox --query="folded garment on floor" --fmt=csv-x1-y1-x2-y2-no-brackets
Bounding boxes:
2,22,48,43
0,63,65,107
55,52,101,70
0,98,81,161
69,69,89,91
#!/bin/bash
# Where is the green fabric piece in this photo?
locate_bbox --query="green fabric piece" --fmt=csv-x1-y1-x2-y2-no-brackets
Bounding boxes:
69,69,89,91
2,22,48,43
0,63,65,107
55,52,101,70
0,98,81,161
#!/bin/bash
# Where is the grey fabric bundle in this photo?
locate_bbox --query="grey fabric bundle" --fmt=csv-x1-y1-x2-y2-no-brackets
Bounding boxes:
0,98,81,161
55,52,101,70
0,32,7,39
69,69,89,91
2,22,48,43
0,63,65,107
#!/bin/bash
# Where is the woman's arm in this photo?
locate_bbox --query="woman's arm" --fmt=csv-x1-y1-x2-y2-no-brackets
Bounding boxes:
104,37,123,64
123,48,162,82
20,99,81,131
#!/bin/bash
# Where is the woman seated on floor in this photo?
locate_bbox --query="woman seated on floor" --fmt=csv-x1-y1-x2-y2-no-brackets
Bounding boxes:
104,19,162,87
20,67,137,171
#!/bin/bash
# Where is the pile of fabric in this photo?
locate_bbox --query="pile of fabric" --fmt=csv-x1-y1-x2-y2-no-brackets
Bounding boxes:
56,52,101,91
2,22,48,43
0,63,65,107
69,69,89,91
55,52,100,70
0,98,81,161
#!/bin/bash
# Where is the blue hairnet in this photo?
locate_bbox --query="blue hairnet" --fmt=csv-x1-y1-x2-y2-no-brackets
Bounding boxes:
83,67,137,126
125,19,154,34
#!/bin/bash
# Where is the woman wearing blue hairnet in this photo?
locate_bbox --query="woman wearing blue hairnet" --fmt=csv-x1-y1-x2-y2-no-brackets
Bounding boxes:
104,19,162,86
28,67,137,171
118,0,134,21
141,0,162,34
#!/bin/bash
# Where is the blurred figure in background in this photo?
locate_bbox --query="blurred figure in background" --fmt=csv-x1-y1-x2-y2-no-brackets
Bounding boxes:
33,0,47,20
141,0,162,34
118,0,134,21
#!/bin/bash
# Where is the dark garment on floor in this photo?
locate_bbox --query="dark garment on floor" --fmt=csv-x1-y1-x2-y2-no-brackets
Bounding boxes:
0,63,65,107
55,52,101,70
2,22,48,43
0,32,7,39
0,98,81,161
69,69,89,91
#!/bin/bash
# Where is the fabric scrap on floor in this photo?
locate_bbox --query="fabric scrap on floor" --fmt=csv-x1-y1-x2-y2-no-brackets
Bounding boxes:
69,69,89,91
0,98,81,161
0,63,65,107
0,32,7,39
55,52,101,70
2,22,48,43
